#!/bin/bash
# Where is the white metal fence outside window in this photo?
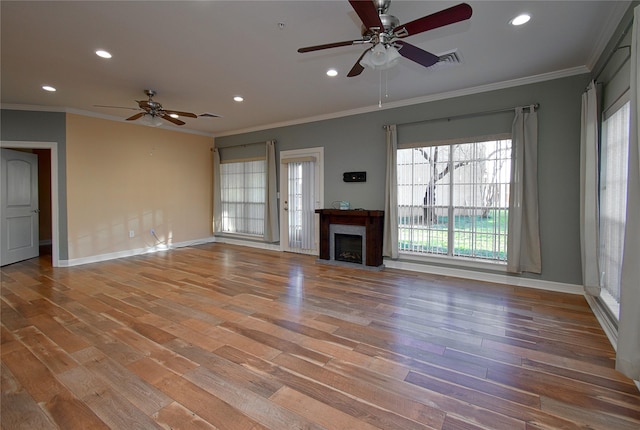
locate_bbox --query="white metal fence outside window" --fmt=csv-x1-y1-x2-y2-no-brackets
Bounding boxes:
220,159,265,236
397,139,511,262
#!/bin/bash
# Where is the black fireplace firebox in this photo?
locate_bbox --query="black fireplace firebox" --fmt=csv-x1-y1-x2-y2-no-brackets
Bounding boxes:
335,233,363,264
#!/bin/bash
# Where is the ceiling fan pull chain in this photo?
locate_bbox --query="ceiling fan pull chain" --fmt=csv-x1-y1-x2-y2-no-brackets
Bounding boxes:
378,70,383,108
385,70,390,100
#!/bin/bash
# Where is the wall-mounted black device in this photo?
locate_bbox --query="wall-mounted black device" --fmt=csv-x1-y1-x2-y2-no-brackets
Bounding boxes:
343,171,366,182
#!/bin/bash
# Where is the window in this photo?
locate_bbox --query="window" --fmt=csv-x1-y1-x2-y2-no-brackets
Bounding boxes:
397,139,511,262
220,159,265,236
599,100,630,318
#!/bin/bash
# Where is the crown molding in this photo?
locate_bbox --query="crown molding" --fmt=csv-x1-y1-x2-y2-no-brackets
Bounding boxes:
0,104,215,138
214,65,590,137
3,65,589,140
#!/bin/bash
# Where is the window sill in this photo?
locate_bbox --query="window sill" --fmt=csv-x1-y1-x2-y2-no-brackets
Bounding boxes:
397,251,508,273
216,232,264,240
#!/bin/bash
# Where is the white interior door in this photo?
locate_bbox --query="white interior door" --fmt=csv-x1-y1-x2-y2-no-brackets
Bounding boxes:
1,148,40,266
280,147,324,255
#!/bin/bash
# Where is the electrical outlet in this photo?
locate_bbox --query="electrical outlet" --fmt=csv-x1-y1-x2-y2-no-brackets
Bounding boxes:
129,230,135,238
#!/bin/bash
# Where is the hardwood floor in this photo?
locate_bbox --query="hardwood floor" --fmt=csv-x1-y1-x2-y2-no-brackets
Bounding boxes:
1,243,639,429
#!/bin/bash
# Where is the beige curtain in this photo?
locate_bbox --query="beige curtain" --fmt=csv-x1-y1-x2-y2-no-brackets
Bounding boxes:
383,125,398,258
507,106,541,274
212,147,222,234
263,140,279,243
580,81,602,296
616,5,640,381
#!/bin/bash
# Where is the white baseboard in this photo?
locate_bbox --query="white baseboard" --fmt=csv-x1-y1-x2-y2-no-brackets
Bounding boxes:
58,236,217,267
58,238,580,295
384,258,584,295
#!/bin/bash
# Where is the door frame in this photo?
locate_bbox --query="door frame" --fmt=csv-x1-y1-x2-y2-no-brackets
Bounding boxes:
1,141,60,267
279,147,324,254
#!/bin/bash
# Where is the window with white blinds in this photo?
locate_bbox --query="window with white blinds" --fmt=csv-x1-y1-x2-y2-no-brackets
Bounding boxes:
220,159,266,236
599,99,630,316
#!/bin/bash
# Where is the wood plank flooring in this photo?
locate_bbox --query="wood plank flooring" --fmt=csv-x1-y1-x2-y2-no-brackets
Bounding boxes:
1,243,639,429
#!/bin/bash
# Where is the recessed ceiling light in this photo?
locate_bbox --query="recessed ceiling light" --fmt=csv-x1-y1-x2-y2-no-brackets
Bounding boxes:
510,14,531,26
233,96,244,102
42,85,56,92
326,69,338,77
95,49,112,59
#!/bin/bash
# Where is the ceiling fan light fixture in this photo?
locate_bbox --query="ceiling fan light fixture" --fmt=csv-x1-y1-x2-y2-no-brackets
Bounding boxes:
141,114,163,127
360,44,401,70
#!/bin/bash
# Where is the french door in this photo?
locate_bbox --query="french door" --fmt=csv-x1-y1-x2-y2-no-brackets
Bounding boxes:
280,148,324,255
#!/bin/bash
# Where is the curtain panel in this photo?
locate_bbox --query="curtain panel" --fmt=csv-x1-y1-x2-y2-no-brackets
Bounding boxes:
580,81,602,296
383,125,399,259
616,4,640,381
212,147,222,234
507,106,542,274
263,140,279,243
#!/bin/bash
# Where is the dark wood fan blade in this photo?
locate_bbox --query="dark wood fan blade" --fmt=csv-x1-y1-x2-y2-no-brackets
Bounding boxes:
396,41,439,68
126,112,145,121
349,0,383,30
94,104,141,111
199,113,222,118
347,50,368,77
394,3,472,38
298,40,361,53
161,113,185,126
163,110,198,119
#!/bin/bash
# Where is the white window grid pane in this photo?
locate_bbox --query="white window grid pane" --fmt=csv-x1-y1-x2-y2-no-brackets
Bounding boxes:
397,140,511,262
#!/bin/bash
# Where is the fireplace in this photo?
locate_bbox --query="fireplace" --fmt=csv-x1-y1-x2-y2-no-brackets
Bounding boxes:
316,209,384,269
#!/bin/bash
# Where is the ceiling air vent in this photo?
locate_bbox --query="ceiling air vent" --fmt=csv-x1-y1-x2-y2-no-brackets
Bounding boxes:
430,50,462,70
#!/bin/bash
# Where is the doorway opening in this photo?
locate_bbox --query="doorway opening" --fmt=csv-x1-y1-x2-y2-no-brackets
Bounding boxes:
1,141,59,266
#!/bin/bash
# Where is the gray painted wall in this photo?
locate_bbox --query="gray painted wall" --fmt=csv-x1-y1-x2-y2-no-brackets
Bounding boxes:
216,74,592,286
0,75,593,284
1,109,68,259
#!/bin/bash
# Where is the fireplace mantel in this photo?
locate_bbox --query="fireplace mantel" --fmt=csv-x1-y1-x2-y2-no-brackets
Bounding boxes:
315,209,384,269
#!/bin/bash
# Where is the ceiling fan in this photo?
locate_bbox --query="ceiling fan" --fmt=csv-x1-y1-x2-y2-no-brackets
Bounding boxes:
298,0,472,77
96,89,220,126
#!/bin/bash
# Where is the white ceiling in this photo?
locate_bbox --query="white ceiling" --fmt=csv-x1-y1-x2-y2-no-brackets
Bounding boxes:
0,1,631,136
